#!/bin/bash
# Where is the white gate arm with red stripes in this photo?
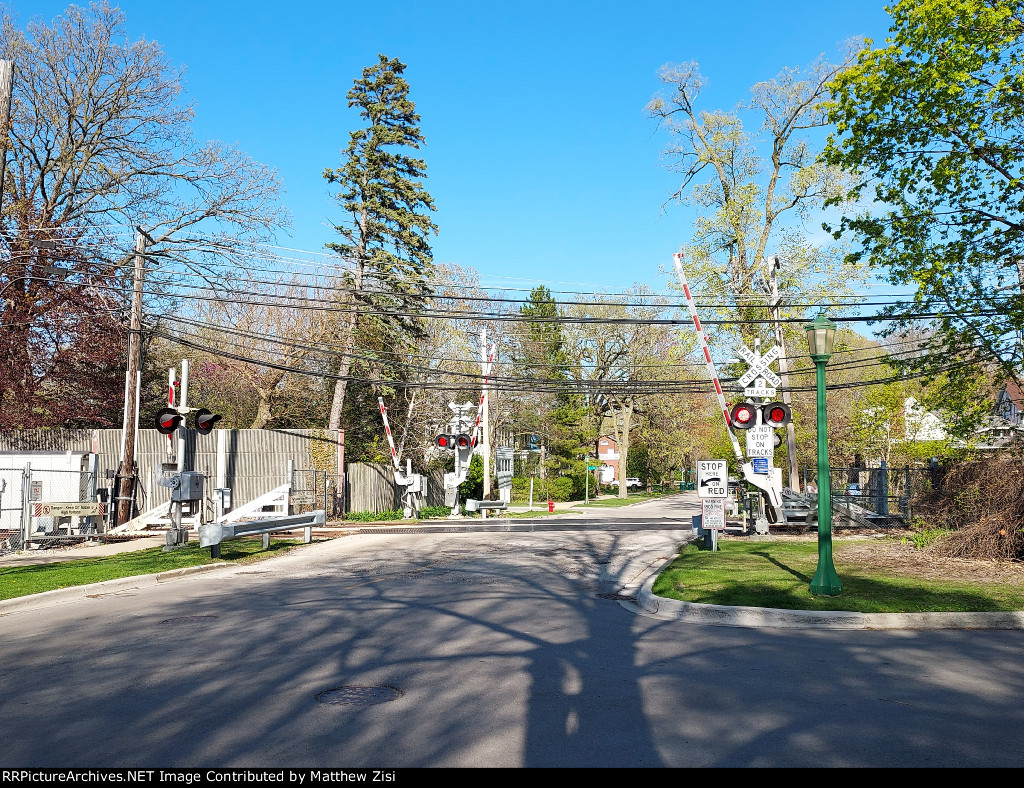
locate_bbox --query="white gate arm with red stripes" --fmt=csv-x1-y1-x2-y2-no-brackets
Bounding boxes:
673,253,744,462
468,343,495,449
378,397,413,485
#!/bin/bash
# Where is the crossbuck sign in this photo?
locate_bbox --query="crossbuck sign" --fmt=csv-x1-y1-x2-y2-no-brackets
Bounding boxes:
737,344,781,397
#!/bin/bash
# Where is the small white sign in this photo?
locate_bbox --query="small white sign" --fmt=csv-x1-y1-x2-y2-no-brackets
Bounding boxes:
744,377,776,398
701,498,727,530
697,460,728,498
745,425,775,459
33,502,104,517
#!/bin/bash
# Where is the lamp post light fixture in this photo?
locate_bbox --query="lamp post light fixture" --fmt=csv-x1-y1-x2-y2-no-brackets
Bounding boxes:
804,311,843,596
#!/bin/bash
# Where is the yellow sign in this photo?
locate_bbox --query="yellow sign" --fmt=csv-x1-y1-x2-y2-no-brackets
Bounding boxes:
33,502,104,517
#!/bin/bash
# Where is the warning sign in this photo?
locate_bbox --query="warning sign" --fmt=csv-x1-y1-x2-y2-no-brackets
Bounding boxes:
33,502,104,517
701,498,727,530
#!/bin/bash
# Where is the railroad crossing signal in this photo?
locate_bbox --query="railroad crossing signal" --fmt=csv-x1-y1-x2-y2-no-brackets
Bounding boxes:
194,408,222,434
155,407,182,435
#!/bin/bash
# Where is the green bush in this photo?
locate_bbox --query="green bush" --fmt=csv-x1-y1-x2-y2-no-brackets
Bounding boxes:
549,476,574,501
511,477,533,501
346,509,404,522
419,506,451,519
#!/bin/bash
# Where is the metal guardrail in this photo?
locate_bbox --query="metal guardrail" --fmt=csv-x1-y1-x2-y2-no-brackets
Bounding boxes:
198,510,325,558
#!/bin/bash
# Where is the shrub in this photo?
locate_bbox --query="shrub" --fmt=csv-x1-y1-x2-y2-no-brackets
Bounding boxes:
913,455,1024,561
549,476,574,501
419,506,451,519
346,509,404,522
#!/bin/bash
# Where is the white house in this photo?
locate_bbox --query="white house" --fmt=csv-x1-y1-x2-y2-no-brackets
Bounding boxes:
903,397,948,441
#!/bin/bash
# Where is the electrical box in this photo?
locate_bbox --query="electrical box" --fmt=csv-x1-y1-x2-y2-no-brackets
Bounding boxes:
171,471,204,502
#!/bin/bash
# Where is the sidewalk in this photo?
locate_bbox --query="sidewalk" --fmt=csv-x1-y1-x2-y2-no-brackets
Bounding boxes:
0,535,169,567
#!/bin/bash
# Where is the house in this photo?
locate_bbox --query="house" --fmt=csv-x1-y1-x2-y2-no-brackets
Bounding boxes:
995,381,1023,426
596,435,619,484
903,395,1024,450
903,397,948,441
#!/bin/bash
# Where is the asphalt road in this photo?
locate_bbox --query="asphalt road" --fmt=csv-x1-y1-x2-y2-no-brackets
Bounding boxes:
3,493,1024,768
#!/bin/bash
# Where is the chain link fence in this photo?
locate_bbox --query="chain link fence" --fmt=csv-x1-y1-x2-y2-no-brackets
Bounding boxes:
0,464,102,555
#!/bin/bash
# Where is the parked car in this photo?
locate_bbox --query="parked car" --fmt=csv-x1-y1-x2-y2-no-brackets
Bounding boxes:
846,483,861,496
625,477,642,489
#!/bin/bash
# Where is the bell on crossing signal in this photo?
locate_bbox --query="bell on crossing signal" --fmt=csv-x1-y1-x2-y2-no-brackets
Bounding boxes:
194,408,222,435
155,407,183,435
729,402,758,430
435,433,453,450
762,402,792,428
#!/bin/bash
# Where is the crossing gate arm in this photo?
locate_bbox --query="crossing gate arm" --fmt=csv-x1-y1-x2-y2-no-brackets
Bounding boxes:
673,253,744,462
199,510,325,558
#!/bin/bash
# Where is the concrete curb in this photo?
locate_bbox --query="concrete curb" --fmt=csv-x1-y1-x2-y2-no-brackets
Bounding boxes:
0,561,234,616
635,557,1024,631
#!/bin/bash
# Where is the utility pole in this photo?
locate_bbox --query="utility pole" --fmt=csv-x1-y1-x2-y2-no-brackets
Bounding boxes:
0,60,13,220
481,328,491,500
767,255,800,493
116,228,150,526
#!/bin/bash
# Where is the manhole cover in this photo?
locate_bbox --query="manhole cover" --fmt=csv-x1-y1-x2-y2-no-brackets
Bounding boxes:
596,593,637,602
315,686,402,705
159,615,219,624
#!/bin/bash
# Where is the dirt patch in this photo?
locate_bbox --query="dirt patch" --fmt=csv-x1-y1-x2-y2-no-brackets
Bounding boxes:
835,538,1024,584
723,532,1024,585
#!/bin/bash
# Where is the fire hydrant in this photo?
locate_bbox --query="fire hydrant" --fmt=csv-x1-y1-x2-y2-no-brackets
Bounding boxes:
548,499,554,513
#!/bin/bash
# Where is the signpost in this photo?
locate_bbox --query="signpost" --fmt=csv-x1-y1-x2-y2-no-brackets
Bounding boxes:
696,460,728,551
701,498,726,530
737,344,781,395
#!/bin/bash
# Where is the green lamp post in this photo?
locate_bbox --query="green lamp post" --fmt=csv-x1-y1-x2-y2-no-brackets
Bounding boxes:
804,311,843,596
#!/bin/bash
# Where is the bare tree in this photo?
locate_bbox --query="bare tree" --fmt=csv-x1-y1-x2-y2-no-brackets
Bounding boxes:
0,2,289,525
645,48,864,347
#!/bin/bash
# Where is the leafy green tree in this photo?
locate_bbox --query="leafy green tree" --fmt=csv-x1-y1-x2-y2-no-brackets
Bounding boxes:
823,0,1024,432
324,54,437,431
510,286,589,475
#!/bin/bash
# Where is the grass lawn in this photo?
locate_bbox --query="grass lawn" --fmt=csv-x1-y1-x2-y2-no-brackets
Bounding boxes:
0,538,307,601
651,538,1024,613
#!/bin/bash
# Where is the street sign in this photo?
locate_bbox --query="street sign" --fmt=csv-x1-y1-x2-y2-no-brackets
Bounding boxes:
696,460,728,498
29,481,42,502
737,344,782,388
33,502,105,517
751,457,770,475
701,498,727,530
745,424,775,458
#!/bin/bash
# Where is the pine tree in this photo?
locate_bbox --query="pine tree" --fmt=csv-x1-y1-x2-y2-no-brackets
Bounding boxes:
323,54,437,430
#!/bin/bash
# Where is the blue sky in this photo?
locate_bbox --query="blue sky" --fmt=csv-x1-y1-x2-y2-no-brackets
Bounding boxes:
15,0,897,295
